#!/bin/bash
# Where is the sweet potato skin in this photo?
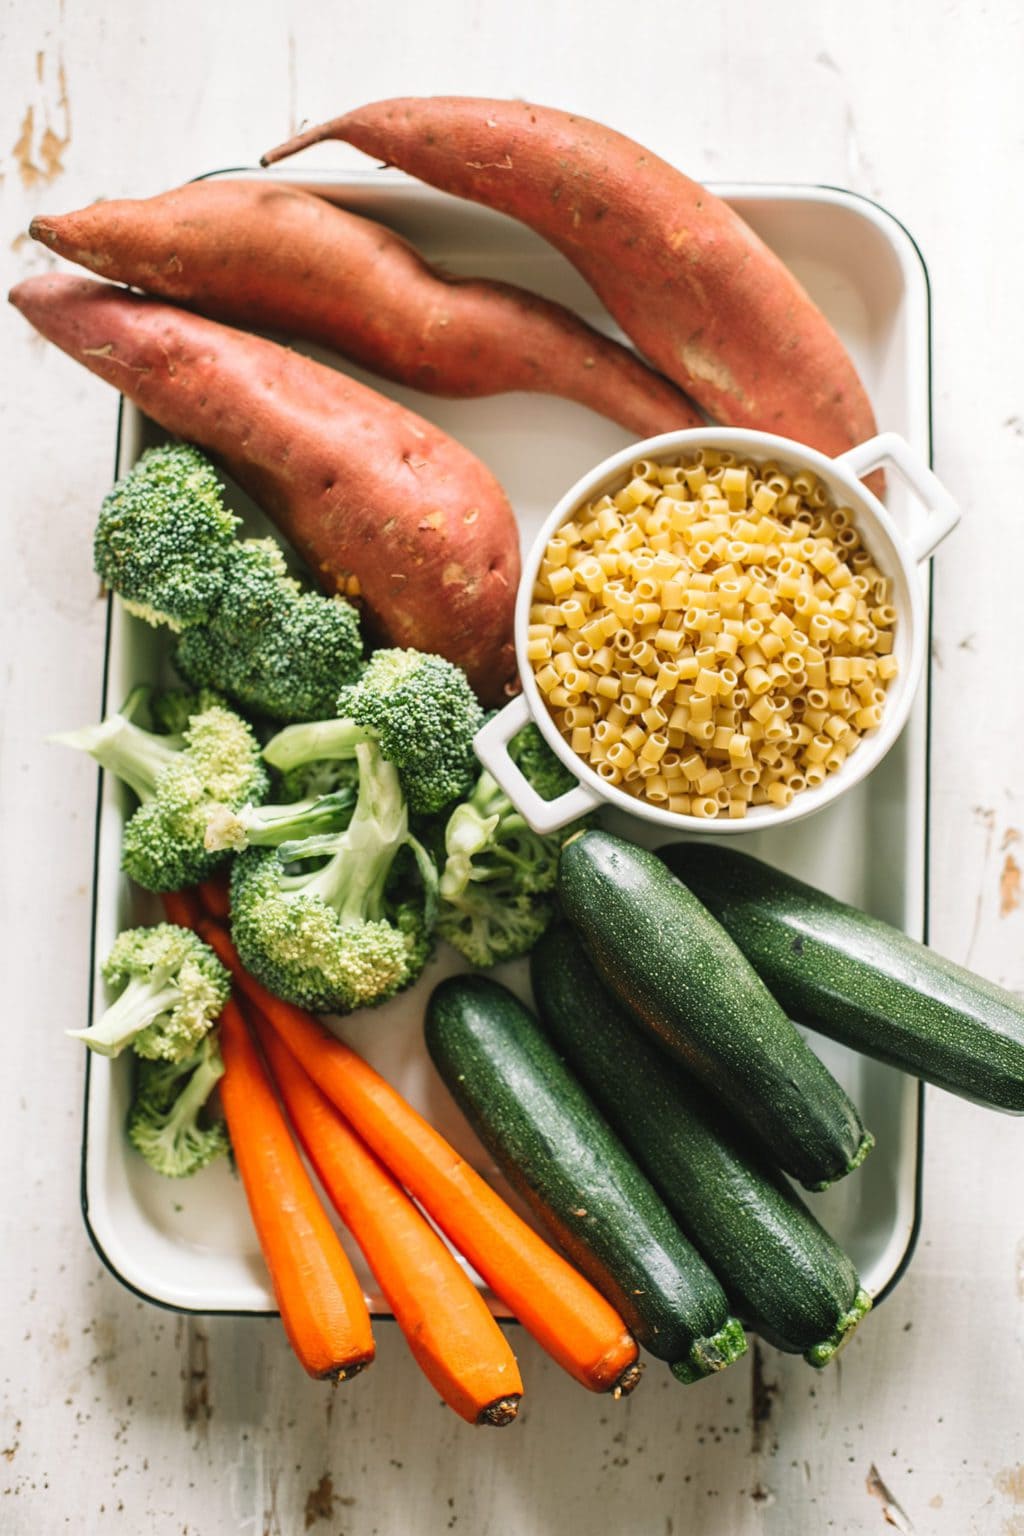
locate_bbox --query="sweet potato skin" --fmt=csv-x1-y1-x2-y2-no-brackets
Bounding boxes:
30,179,702,439
9,273,518,702
263,98,877,459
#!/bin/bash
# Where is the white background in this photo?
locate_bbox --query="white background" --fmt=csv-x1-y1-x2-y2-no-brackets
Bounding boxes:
2,2,1023,1532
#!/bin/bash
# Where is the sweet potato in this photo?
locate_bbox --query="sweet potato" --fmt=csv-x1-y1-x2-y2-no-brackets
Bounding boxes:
30,179,703,439
263,98,877,458
9,273,518,701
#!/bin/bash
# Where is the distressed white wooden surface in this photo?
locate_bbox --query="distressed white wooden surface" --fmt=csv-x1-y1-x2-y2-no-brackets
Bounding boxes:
2,2,1023,1531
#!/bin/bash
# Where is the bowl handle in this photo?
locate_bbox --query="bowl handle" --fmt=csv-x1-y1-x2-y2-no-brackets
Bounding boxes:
474,694,604,835
835,432,960,562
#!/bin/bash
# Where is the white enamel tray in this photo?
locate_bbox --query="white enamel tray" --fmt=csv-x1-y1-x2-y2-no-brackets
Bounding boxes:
80,170,931,1318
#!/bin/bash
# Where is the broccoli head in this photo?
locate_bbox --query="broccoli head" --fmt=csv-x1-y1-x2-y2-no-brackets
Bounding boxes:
94,443,239,630
127,1034,229,1178
435,726,591,968
230,740,438,1013
70,923,229,1060
150,686,229,737
175,539,363,722
262,647,483,817
52,691,268,891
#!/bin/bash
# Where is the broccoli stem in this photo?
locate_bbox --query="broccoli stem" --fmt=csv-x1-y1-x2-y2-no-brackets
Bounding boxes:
51,712,181,803
262,717,370,773
204,788,355,853
142,1043,225,1158
280,742,409,924
70,973,184,1057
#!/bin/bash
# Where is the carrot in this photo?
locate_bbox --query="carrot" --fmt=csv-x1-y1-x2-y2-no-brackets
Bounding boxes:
8,274,519,704
200,920,641,1395
217,995,375,1381
263,97,877,459
248,1004,523,1425
197,872,230,922
160,887,205,929
31,179,703,440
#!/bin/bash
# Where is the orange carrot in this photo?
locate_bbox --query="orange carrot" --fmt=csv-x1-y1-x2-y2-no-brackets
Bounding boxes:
201,922,641,1395
197,872,231,921
249,1005,523,1425
217,996,375,1381
160,887,205,929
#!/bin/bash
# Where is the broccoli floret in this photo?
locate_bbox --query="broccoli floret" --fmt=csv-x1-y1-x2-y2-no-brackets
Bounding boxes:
230,740,438,1013
175,539,363,722
434,728,591,968
263,647,483,816
94,444,239,631
150,686,228,737
71,923,229,1060
204,786,356,853
508,723,578,802
127,1034,229,1178
52,691,268,891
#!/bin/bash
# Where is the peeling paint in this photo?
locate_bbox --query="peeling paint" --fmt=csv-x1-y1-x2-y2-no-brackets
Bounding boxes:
1000,853,1021,917
749,1342,779,1456
12,54,71,187
866,1463,914,1531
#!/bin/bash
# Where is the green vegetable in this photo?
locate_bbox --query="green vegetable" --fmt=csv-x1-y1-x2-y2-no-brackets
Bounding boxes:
175,538,362,722
661,843,1024,1113
149,686,229,737
204,787,356,853
425,974,748,1383
230,739,438,1013
127,1034,229,1178
94,443,238,631
71,923,229,1061
263,646,484,816
531,926,872,1366
435,725,587,967
52,687,268,892
557,830,873,1190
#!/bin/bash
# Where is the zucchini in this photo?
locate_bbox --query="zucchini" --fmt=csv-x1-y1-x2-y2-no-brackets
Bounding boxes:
425,974,747,1382
531,926,872,1366
661,843,1024,1113
557,830,873,1189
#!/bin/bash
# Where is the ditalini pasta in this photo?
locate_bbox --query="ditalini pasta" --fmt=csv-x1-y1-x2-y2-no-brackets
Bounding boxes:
528,450,899,819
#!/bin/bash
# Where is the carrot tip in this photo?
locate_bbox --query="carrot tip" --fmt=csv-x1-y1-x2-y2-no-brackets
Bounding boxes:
328,1356,374,1385
611,1361,645,1399
476,1395,521,1427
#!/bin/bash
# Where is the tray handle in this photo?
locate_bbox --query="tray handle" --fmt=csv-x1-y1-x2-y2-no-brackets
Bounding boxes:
836,432,960,562
474,695,603,835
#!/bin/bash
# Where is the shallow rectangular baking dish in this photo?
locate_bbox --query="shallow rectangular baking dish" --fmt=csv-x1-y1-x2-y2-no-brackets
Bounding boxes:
80,170,931,1318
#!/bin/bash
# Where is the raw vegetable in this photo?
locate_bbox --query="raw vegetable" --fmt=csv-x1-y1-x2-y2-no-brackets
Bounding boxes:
204,785,356,854
31,178,704,439
263,647,484,818
531,926,873,1365
229,740,438,1013
250,1006,523,1425
217,996,376,1381
196,874,231,921
52,687,268,892
174,538,364,724
127,1034,229,1178
95,448,364,722
94,443,237,631
662,843,1024,1113
425,974,747,1382
8,274,520,703
557,830,873,1190
262,97,877,459
435,724,588,966
197,920,642,1397
73,922,228,1060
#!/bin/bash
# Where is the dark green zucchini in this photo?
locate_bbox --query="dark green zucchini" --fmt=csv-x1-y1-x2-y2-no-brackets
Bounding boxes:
531,926,872,1365
557,830,873,1190
425,974,747,1382
660,843,1024,1113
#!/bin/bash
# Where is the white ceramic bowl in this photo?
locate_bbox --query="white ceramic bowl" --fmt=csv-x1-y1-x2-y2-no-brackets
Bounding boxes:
476,428,959,835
